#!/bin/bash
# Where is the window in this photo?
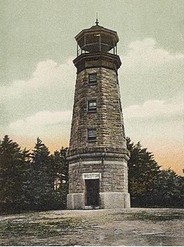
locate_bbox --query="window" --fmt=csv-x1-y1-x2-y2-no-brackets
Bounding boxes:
87,128,96,141
89,73,97,84
88,99,97,112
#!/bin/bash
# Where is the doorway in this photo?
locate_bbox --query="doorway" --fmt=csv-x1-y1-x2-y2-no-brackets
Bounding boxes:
85,179,99,207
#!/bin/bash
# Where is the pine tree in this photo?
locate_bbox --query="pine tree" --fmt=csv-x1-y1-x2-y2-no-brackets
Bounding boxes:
151,169,184,207
127,137,184,208
50,147,69,209
126,138,161,207
0,135,30,213
30,138,53,211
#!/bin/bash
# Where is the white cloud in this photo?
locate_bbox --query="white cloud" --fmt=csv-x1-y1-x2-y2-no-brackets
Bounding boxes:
0,58,75,101
9,110,72,136
122,38,184,70
124,99,184,119
32,57,74,88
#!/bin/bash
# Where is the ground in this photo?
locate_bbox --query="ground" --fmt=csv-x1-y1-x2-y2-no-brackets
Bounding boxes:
0,208,183,246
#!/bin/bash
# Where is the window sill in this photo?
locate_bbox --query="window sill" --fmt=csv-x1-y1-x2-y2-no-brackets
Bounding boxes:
87,139,97,142
87,110,97,113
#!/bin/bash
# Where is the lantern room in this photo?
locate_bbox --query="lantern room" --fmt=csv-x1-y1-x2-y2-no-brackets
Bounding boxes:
75,20,119,56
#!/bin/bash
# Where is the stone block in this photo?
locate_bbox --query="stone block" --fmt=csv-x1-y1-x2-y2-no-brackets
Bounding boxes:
67,193,85,209
100,192,130,209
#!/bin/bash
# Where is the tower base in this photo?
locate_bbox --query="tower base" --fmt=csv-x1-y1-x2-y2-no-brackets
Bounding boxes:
67,192,130,209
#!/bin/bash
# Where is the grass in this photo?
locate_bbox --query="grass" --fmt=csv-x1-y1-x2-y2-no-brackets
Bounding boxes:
0,213,83,245
1,219,78,237
0,208,183,245
132,211,184,221
113,209,184,222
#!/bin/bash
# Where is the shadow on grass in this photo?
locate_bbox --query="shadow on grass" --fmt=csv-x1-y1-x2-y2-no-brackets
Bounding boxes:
114,210,184,222
0,217,83,245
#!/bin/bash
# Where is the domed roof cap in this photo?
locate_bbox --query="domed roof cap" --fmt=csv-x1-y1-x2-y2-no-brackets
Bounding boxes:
75,22,119,53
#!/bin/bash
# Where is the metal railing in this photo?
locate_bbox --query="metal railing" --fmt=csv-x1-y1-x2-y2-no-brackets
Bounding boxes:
77,42,117,56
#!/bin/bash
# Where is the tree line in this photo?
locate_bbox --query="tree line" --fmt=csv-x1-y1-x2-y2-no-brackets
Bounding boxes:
0,135,183,214
0,135,68,214
127,138,183,208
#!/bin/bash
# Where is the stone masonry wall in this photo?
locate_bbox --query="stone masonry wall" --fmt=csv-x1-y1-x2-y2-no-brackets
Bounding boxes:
69,66,127,151
68,158,128,194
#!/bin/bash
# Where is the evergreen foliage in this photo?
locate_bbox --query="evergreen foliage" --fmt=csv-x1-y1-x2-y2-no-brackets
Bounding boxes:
29,138,53,211
0,135,183,214
150,169,184,208
0,135,30,213
50,147,69,209
0,136,69,214
29,139,69,211
127,137,184,208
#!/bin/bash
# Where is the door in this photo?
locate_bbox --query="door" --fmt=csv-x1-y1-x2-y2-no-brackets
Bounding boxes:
85,179,99,207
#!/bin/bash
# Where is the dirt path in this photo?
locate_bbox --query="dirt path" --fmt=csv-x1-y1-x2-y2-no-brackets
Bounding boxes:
0,208,183,245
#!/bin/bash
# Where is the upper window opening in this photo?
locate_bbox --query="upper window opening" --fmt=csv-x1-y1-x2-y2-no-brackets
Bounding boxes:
87,128,96,141
89,73,97,84
88,100,97,112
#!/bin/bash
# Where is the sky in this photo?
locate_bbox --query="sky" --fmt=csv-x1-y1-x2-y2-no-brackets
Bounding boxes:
0,0,184,175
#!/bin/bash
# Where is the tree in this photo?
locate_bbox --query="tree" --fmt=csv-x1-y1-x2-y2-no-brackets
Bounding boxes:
50,147,69,209
127,137,161,207
151,168,184,207
0,135,30,213
127,137,184,208
29,141,69,211
30,138,53,211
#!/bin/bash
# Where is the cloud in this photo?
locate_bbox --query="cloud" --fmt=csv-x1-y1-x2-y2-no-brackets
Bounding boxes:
0,58,76,127
9,110,72,136
124,99,184,119
8,99,183,137
0,58,75,102
122,38,184,70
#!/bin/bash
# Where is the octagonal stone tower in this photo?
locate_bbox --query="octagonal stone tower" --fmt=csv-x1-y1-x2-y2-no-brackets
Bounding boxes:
67,21,130,209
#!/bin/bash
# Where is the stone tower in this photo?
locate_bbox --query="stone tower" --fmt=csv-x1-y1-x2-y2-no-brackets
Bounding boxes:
67,21,130,209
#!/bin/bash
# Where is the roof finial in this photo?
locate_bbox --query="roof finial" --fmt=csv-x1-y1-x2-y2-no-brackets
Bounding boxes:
95,12,99,25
